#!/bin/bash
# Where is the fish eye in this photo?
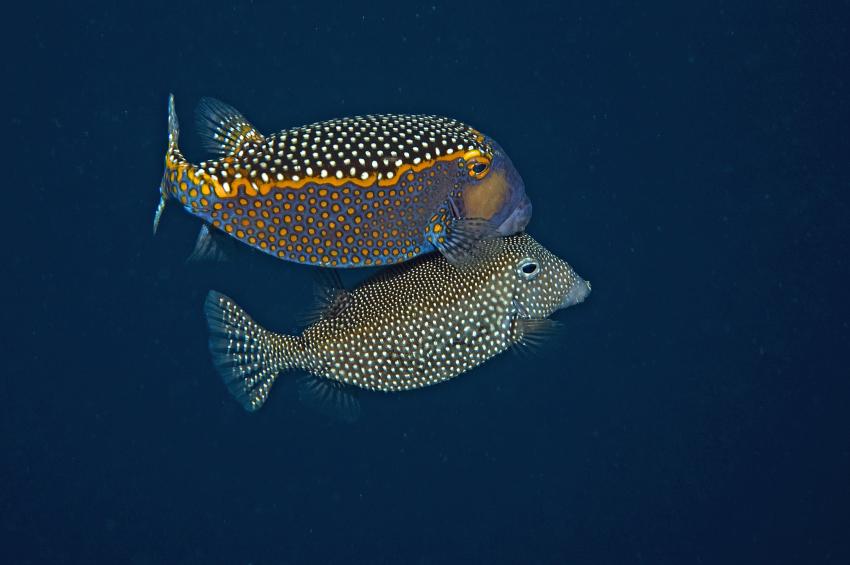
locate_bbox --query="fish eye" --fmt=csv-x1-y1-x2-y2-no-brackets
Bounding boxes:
467,159,490,179
518,258,540,280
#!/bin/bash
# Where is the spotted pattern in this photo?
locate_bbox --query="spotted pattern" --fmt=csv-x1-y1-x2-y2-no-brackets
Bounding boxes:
205,233,592,410
197,113,492,194
162,97,504,267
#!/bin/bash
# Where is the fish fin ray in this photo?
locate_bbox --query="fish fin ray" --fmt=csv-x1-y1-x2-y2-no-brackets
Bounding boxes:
204,291,289,411
154,94,183,235
510,317,563,355
435,217,503,269
187,224,232,262
297,376,361,423
168,93,180,147
195,97,264,156
298,270,353,325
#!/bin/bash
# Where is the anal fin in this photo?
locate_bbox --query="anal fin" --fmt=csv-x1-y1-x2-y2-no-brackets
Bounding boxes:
297,375,361,423
187,224,232,262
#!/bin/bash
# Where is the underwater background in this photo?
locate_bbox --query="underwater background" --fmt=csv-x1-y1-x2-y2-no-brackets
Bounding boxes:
4,1,849,563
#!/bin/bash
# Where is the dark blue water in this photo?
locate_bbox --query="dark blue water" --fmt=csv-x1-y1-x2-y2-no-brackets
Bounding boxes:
6,2,849,563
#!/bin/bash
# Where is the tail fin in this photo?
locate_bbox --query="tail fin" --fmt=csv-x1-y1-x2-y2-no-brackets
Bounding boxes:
153,93,187,235
204,291,301,411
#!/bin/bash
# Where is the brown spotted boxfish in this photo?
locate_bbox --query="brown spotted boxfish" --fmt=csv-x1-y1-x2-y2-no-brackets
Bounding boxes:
204,233,590,418
154,95,532,267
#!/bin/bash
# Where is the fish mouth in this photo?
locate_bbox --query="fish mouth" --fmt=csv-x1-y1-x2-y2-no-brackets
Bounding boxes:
495,198,532,236
560,278,591,309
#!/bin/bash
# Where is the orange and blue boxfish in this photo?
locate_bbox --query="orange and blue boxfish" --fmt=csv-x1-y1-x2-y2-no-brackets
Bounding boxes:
153,95,532,267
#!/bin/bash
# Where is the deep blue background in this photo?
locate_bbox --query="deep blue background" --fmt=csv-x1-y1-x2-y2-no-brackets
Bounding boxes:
4,2,849,563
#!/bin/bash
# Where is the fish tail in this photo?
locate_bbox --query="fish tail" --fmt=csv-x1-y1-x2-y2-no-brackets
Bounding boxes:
153,93,188,234
204,291,304,412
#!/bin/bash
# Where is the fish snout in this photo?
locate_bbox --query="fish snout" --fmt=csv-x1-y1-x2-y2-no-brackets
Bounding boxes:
561,277,591,309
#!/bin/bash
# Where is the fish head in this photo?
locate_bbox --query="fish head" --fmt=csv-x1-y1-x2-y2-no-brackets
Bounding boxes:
503,234,590,320
455,139,531,236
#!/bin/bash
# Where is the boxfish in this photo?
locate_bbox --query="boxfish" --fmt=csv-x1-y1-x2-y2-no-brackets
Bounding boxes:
154,95,532,267
204,233,590,419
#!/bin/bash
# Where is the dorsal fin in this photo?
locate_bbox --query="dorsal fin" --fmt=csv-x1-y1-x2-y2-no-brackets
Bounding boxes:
195,96,265,156
298,269,353,326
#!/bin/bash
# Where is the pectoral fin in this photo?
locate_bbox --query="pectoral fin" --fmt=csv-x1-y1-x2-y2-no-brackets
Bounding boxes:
433,217,503,269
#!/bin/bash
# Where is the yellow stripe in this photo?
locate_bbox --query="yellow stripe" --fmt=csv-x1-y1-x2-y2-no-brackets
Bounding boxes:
204,149,486,199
